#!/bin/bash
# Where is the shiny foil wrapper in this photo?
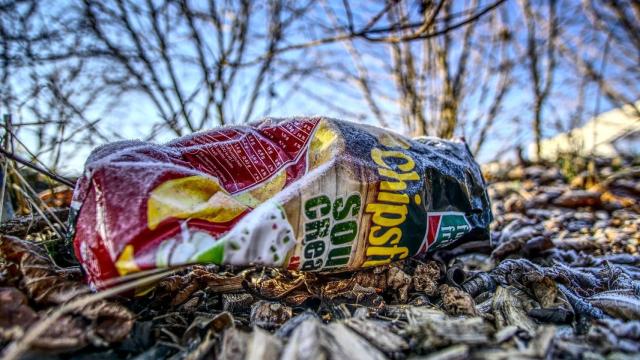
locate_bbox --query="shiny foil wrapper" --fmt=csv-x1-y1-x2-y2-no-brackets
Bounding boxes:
68,117,492,287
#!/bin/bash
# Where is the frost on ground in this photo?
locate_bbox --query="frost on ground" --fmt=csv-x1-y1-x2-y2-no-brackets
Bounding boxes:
1,158,639,359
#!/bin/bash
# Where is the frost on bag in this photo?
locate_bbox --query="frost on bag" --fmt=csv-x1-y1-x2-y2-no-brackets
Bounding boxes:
68,117,492,287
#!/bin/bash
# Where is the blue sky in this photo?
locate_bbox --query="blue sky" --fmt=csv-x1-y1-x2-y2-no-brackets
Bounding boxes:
5,0,629,175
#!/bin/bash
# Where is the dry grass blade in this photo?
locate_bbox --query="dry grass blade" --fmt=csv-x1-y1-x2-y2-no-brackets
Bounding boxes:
10,184,64,242
10,167,67,232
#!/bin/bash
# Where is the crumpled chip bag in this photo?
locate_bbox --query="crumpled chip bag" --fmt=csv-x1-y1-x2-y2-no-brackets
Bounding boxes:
68,117,492,287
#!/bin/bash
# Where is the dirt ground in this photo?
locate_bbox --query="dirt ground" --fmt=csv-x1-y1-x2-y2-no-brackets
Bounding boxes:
1,158,639,359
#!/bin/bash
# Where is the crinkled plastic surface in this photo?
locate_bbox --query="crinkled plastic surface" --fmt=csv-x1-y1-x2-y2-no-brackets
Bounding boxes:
69,117,492,288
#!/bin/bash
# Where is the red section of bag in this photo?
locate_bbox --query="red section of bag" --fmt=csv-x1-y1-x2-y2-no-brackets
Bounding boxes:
71,118,319,287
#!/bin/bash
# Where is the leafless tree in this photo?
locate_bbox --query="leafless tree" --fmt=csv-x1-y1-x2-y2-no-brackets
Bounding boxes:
520,0,557,160
308,0,637,159
0,0,113,171
1,0,322,171
2,0,639,172
568,0,639,116
307,0,513,156
76,0,321,135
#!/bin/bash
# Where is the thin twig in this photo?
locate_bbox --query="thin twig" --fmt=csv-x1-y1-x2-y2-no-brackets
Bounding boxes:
0,147,75,188
238,0,508,65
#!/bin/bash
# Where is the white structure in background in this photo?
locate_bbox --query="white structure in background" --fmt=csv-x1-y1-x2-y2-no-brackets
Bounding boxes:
531,101,640,161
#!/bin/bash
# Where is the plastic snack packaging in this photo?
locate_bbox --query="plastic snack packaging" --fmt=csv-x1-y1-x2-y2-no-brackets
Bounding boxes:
68,117,492,288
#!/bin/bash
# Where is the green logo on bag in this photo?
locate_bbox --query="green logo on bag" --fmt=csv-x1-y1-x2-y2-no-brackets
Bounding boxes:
422,212,471,251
